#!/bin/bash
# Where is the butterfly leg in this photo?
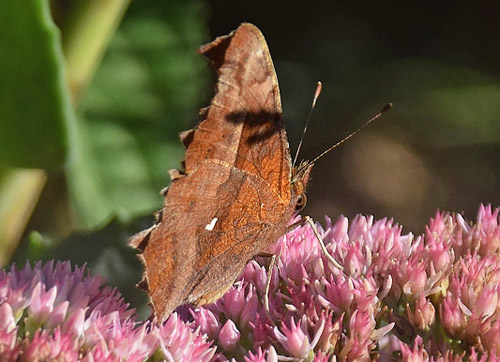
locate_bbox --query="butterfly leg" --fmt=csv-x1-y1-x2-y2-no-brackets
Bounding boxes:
304,216,343,270
262,216,343,316
285,216,343,270
264,253,276,316
284,217,307,233
254,251,279,316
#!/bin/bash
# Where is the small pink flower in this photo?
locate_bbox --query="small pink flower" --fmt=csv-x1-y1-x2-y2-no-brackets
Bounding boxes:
441,295,468,337
218,283,247,320
274,317,313,358
399,337,428,362
340,308,390,361
214,282,258,331
191,306,221,341
157,313,216,362
0,304,18,361
22,328,78,362
482,318,500,354
244,347,266,362
219,319,241,354
407,295,435,331
426,228,453,274
475,205,500,256
244,346,278,362
315,311,342,353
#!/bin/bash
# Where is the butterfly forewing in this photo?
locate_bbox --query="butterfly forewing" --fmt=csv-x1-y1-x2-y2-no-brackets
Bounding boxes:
131,23,304,323
186,23,292,202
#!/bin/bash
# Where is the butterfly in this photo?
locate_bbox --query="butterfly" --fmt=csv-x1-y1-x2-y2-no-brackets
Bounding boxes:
130,23,390,323
130,23,313,322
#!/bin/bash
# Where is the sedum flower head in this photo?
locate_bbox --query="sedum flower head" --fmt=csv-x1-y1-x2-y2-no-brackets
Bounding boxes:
3,204,500,361
189,204,500,361
0,261,216,361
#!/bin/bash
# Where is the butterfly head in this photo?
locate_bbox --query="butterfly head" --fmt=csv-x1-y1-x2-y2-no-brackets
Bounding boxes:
291,160,314,211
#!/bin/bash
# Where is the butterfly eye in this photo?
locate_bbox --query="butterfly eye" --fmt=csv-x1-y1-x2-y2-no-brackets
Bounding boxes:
295,194,307,211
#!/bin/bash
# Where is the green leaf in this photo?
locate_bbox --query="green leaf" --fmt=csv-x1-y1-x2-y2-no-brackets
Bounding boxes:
0,0,74,168
65,115,114,228
68,1,209,227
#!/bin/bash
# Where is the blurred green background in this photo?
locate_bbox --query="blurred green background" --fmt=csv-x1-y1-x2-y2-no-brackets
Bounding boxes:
1,0,499,315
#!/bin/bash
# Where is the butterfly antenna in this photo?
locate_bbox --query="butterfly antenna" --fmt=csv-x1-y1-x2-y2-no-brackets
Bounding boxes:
292,81,323,168
302,103,393,170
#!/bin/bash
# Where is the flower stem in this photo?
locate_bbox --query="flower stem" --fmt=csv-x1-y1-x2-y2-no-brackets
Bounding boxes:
0,169,46,265
62,0,131,106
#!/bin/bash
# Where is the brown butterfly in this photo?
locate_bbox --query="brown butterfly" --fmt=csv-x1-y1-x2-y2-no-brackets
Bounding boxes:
130,23,312,322
130,23,389,323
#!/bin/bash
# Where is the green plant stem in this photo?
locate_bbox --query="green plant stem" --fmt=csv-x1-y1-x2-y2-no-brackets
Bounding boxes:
0,169,46,266
2,0,132,265
63,0,131,106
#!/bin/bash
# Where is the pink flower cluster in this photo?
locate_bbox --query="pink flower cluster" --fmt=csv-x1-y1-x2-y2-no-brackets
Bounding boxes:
0,261,216,361
1,204,500,361
189,205,500,361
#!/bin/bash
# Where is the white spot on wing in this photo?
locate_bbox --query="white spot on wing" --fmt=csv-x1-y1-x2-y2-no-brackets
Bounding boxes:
205,217,218,231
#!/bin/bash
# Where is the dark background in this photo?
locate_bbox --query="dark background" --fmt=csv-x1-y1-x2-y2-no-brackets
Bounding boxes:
204,0,500,232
